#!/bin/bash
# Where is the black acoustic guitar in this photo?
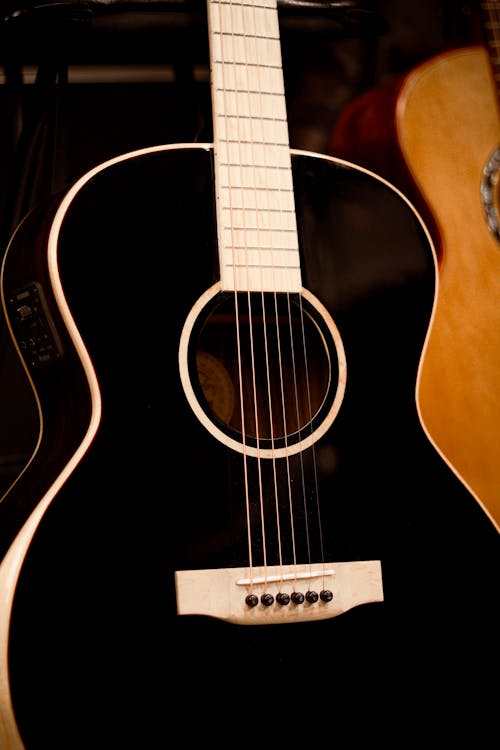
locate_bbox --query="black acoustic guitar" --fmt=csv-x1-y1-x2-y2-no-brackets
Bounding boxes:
0,2,498,748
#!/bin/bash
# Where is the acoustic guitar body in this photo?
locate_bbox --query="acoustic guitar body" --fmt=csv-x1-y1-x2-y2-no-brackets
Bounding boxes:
1,145,499,748
395,46,500,526
332,46,500,528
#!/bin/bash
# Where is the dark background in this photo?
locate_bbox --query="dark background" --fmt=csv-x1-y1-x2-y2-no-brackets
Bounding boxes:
0,0,487,489
0,0,486,234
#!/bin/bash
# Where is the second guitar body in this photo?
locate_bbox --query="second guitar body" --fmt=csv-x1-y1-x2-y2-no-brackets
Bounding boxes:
2,145,499,748
330,45,500,524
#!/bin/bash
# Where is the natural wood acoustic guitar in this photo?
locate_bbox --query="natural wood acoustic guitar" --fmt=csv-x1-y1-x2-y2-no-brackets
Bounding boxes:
331,6,500,531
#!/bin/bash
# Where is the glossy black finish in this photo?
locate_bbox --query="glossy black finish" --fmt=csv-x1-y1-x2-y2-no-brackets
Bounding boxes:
3,146,499,748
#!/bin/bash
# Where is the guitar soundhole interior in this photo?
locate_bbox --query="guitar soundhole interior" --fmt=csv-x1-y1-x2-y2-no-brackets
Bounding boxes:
191,292,335,448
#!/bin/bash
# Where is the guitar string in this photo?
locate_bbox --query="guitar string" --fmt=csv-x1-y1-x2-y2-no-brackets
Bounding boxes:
224,0,321,596
225,0,276,591
259,0,327,592
254,0,313,592
243,0,282,591
230,0,273,590
216,0,273,589
235,0,326,596
211,0,257,578
215,0,293,595
212,0,328,601
237,0,300,595
260,0,328,594
247,0,295,592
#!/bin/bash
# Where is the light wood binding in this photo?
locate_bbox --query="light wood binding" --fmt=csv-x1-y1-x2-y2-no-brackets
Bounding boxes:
0,508,48,750
396,45,500,529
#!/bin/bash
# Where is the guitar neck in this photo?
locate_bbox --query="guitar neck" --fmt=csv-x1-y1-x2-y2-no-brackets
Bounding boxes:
207,0,301,293
479,0,500,105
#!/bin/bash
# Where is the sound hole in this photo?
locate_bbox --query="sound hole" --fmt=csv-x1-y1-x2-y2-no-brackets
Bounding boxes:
193,292,334,445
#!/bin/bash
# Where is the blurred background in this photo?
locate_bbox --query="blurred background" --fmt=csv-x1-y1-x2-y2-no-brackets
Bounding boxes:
0,0,486,236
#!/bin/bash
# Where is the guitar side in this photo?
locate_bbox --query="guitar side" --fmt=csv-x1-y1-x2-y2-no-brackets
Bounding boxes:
0,143,499,749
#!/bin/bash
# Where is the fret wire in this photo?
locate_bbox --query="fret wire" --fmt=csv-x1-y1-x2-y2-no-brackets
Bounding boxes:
223,250,295,256
213,60,282,69
216,114,287,122
219,162,290,170
213,32,280,41
220,185,294,192
224,226,297,232
224,139,288,145
215,88,283,95
226,265,296,273
221,206,295,213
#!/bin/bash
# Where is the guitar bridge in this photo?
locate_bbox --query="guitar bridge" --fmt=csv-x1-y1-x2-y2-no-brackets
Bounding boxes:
175,560,383,625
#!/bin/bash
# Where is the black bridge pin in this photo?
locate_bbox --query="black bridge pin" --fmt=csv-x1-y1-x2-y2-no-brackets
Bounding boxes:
291,591,305,605
305,590,319,603
245,594,259,608
276,592,290,606
261,593,274,606
320,590,334,602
